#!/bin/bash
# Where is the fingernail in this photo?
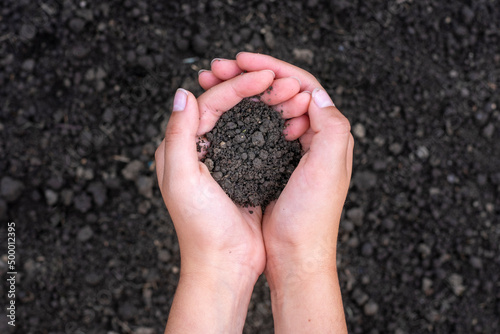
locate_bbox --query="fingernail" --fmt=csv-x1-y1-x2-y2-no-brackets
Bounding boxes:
303,90,311,95
236,51,244,58
312,88,335,108
290,76,301,86
198,69,208,75
173,88,188,112
263,69,276,78
210,58,224,66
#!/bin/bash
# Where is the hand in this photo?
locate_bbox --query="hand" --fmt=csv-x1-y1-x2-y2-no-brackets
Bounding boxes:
199,53,353,333
155,70,278,333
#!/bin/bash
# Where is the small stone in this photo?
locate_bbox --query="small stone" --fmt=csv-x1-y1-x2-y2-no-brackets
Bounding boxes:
192,34,209,54
45,189,58,206
20,24,37,39
204,158,214,171
21,59,35,72
95,67,107,80
469,257,482,269
353,123,366,138
1,177,25,202
353,288,369,306
292,48,314,65
418,243,431,257
347,207,364,225
74,193,92,213
364,300,379,316
361,242,374,256
61,189,74,206
353,171,377,190
87,182,107,207
382,218,395,230
69,18,86,33
84,68,95,81
422,278,433,295
416,146,429,159
138,200,151,215
158,250,171,263
133,327,155,334
461,5,475,24
122,160,143,181
389,142,403,155
264,30,275,49
253,158,263,169
234,133,246,143
347,236,359,248
448,273,466,296
85,272,102,286
136,176,154,198
482,123,495,139
77,225,93,242
259,150,269,160
251,131,265,147
341,220,354,232
118,303,137,321
212,172,223,181
23,259,36,277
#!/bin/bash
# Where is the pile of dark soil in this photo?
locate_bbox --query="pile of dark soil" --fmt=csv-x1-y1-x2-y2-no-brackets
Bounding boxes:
203,98,301,207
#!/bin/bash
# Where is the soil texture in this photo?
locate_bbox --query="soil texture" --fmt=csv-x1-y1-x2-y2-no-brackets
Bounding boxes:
203,98,301,207
1,1,499,333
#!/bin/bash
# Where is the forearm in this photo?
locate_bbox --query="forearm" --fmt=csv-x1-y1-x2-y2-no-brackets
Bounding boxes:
266,263,347,333
165,270,257,334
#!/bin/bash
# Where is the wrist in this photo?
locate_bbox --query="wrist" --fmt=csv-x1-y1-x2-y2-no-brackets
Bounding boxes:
264,240,338,286
166,266,258,334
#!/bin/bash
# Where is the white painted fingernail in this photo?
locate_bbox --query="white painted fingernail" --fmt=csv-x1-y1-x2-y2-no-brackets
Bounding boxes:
198,69,208,75
173,88,188,112
312,88,335,107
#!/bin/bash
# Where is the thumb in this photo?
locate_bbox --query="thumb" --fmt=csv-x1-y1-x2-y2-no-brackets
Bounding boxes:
163,88,200,180
306,88,352,171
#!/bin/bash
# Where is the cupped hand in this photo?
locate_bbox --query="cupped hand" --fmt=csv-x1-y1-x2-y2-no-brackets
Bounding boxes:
155,70,279,281
199,53,354,278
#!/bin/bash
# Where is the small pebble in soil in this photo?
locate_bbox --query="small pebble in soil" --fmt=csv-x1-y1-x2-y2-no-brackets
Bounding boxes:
204,98,301,207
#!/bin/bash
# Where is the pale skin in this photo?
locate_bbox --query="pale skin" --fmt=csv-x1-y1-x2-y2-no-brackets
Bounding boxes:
155,52,353,333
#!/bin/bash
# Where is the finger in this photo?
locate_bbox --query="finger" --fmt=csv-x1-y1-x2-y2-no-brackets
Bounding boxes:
155,139,166,186
210,58,242,80
346,134,354,180
283,114,310,141
260,77,301,106
307,88,351,169
163,88,200,180
274,91,311,119
198,70,223,90
299,128,314,152
197,70,276,136
236,52,322,91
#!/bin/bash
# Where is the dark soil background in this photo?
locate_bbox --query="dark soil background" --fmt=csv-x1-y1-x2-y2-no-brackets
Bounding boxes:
1,0,499,333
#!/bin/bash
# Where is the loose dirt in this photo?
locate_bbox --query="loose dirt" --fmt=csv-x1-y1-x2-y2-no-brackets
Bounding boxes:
203,98,301,207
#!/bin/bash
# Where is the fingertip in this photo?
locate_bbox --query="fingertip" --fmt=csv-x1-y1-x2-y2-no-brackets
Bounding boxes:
199,70,223,90
283,114,310,141
312,88,335,108
263,69,276,78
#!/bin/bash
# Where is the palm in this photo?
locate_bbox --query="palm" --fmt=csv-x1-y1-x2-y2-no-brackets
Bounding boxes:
194,168,266,274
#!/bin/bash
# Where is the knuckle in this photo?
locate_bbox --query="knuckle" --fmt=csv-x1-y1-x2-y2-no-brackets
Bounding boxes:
324,114,351,134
